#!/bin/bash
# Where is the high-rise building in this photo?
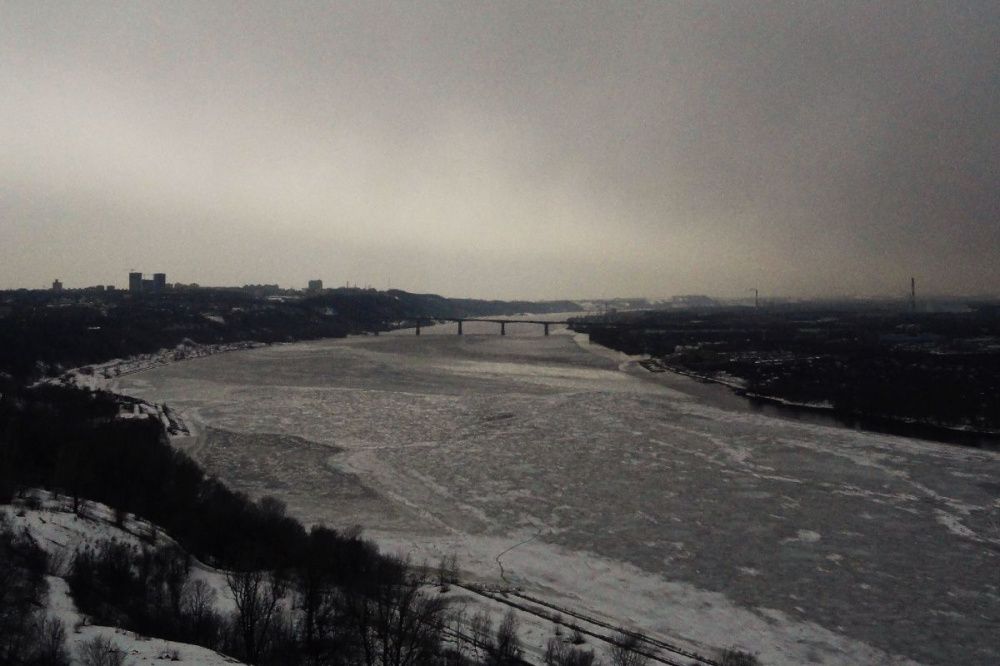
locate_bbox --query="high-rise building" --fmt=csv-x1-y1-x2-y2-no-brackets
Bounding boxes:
307,279,324,293
51,279,63,292
153,273,166,293
129,272,143,293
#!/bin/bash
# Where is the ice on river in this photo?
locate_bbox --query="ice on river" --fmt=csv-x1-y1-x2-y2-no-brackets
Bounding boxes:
114,322,1000,666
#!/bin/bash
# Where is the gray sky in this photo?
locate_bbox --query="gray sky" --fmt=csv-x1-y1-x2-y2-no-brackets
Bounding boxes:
2,1,997,299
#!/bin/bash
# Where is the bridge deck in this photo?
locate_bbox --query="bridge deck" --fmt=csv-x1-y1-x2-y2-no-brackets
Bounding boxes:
406,318,575,336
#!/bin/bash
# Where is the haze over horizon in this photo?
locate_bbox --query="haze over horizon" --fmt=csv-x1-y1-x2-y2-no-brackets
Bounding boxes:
2,2,997,300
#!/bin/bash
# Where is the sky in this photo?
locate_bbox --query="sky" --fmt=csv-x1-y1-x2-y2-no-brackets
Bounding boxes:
1,1,997,300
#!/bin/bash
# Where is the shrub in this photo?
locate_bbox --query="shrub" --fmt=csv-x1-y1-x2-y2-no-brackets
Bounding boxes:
545,637,601,666
719,648,761,666
78,635,127,666
606,629,649,666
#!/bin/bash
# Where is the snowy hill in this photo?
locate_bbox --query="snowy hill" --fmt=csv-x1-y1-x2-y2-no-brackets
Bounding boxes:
2,491,244,665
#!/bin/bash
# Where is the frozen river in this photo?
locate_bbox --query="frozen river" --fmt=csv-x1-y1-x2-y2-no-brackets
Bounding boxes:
115,323,1000,665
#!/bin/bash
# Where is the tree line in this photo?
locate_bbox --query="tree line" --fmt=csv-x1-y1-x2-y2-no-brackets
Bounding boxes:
575,308,1000,433
0,287,582,382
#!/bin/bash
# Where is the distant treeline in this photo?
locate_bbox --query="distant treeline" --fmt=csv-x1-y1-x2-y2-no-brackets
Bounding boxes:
574,308,1000,433
0,288,582,381
302,288,580,329
0,290,347,380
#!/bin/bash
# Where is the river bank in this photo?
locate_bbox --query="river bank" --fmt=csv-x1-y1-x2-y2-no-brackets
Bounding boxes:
636,358,1000,451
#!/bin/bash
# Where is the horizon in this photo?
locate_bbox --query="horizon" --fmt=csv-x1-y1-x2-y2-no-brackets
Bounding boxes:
6,273,997,306
2,2,997,299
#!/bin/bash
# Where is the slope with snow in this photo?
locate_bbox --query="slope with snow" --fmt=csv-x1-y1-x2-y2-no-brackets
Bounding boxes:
3,494,242,665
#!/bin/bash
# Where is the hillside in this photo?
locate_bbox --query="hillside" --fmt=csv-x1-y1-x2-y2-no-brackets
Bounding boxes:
2,492,244,665
0,287,582,382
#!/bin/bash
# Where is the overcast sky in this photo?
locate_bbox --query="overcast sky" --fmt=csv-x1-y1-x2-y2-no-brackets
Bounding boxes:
2,1,997,299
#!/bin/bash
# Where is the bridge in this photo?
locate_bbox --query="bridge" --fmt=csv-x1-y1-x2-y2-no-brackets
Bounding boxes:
409,318,573,336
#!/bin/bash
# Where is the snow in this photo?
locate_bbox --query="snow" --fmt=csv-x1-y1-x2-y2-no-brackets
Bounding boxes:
56,340,265,393
3,493,242,665
110,321,1000,666
46,576,242,665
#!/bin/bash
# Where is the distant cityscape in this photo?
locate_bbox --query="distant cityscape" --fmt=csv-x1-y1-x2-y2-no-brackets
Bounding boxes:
40,272,363,300
15,272,1000,313
43,271,332,296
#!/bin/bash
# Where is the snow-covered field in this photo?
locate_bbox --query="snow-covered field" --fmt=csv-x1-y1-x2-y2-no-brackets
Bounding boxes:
113,321,1000,665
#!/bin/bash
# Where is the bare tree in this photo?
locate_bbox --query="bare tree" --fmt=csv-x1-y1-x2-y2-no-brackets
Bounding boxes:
0,516,67,665
33,616,71,665
606,630,649,666
182,579,217,619
181,579,222,647
299,583,338,663
226,568,285,664
490,610,522,665
430,602,467,663
296,527,348,664
437,552,459,591
468,608,494,662
339,570,448,666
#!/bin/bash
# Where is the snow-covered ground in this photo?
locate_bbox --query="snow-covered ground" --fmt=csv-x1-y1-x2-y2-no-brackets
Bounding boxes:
47,574,243,665
112,321,1000,665
58,340,264,392
2,493,243,665
1,491,609,665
